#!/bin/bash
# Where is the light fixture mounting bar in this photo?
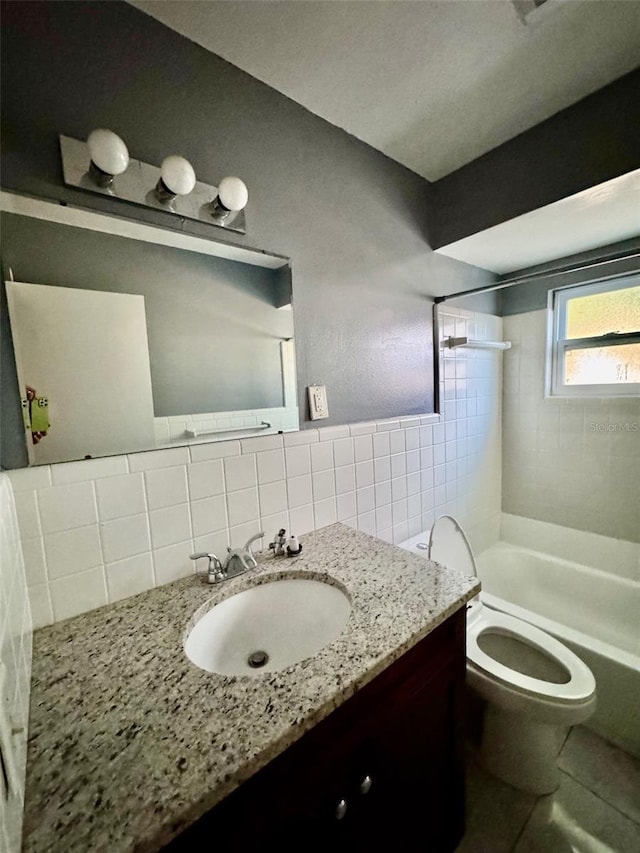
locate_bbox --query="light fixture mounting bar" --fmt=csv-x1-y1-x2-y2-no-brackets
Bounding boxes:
59,135,246,235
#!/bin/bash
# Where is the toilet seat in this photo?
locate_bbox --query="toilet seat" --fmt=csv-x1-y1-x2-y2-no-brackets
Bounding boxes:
424,514,596,705
467,606,596,704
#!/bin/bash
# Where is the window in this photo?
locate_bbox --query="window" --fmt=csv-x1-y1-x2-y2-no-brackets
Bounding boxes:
548,276,640,397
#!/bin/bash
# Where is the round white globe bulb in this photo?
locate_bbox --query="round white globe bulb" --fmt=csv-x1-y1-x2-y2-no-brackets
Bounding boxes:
160,155,197,196
87,129,129,176
218,176,248,211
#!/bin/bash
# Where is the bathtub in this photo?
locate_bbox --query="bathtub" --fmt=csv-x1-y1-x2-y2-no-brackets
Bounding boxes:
476,541,640,758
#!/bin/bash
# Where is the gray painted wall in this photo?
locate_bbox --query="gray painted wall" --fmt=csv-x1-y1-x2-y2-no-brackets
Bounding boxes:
0,0,495,447
1,211,290,421
432,69,640,249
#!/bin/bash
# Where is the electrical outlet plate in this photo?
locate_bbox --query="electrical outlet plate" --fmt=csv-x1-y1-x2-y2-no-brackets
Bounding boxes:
308,384,329,420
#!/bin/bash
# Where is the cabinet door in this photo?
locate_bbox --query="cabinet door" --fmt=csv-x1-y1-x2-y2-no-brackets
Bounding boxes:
355,660,465,850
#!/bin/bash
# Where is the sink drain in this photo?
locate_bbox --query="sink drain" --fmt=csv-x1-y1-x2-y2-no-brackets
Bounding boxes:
247,650,269,669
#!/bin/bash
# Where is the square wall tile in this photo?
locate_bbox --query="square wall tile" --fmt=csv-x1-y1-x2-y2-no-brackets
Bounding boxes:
106,553,155,603
256,450,285,485
314,498,337,529
285,445,311,477
44,525,102,580
96,474,146,521
100,514,150,563
149,504,192,549
312,470,335,502
259,481,288,516
337,492,356,521
28,584,53,629
311,442,334,472
261,511,290,539
357,511,376,535
38,482,97,534
13,491,41,539
224,455,257,492
391,454,407,478
153,542,194,586
333,438,354,467
190,495,227,537
187,459,225,500
375,481,392,507
375,505,392,531
354,435,373,463
355,461,374,489
145,466,188,510
227,487,260,526
405,428,420,451
289,504,315,535
390,430,405,454
287,475,313,508
374,457,391,484
357,487,375,515
49,567,107,621
193,529,229,560
228,520,263,548
373,432,390,458
335,465,356,495
21,538,46,587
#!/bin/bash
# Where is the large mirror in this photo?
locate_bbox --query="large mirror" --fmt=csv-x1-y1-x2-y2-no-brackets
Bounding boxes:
0,193,297,468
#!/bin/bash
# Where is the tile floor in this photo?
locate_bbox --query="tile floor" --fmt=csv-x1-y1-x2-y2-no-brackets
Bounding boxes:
457,726,640,853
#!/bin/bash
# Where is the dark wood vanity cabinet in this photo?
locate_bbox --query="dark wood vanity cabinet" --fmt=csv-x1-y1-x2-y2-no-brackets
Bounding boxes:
168,608,466,852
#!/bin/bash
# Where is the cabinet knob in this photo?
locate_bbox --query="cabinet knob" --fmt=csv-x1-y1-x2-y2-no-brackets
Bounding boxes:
335,798,348,820
360,775,373,795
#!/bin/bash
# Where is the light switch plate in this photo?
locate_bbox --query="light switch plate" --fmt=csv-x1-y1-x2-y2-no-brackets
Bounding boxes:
308,384,329,420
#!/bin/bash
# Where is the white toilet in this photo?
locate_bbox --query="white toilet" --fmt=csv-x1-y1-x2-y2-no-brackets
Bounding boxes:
400,516,596,795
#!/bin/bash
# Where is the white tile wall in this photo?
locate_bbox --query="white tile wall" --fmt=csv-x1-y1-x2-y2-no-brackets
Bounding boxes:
0,474,32,853
7,307,502,629
502,311,640,543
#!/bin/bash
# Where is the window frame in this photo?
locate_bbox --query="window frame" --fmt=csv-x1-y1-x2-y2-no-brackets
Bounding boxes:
547,274,640,398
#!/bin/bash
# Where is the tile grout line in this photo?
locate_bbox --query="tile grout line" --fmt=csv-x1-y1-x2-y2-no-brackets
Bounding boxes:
558,766,640,827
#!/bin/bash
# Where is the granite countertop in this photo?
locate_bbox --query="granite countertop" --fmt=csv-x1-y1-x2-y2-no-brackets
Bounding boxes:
24,523,479,853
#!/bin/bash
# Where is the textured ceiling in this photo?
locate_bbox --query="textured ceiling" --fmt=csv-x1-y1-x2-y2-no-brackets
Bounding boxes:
131,0,640,181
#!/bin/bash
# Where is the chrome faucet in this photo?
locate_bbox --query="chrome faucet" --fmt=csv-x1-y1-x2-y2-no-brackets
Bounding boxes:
190,532,265,584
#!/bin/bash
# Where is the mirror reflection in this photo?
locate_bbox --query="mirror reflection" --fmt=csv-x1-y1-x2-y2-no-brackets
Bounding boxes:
0,196,297,468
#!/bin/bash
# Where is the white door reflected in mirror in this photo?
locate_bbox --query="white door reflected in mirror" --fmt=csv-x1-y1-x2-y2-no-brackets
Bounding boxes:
6,281,156,465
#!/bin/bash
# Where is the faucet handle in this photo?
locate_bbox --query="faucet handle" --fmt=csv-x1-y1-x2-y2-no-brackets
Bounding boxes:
190,552,225,583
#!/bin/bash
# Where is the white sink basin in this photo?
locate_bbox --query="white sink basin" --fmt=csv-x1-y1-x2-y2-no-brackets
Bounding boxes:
185,578,351,676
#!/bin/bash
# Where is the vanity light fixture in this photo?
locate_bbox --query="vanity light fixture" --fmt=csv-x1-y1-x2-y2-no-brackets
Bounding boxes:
210,176,249,223
155,155,197,202
86,129,129,188
59,132,248,234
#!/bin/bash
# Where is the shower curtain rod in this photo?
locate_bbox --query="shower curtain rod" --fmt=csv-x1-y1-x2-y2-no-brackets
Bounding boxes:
433,249,640,304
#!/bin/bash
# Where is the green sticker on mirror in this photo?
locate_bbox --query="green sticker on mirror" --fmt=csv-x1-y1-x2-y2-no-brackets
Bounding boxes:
31,397,50,432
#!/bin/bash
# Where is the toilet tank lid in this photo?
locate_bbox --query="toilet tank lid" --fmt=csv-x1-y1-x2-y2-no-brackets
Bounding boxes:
428,515,478,578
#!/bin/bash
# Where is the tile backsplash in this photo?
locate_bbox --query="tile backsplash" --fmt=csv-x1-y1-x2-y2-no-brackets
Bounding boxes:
502,310,640,543
8,307,503,628
0,474,32,852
